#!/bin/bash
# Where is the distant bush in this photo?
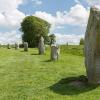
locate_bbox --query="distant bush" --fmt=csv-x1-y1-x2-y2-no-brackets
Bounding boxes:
21,16,51,47
79,38,84,45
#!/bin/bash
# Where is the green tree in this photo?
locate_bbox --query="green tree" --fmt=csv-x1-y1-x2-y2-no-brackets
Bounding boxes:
79,38,84,45
21,16,51,47
49,34,56,45
44,36,51,45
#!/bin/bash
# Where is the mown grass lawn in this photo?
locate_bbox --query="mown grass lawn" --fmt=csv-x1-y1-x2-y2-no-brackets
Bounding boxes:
0,45,99,100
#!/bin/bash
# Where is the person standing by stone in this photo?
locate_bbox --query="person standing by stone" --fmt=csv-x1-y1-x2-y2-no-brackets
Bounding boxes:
51,44,60,61
38,36,45,55
15,43,19,50
85,7,100,84
24,42,28,51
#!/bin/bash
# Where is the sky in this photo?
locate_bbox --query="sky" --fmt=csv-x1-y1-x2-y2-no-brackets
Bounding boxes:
0,0,100,44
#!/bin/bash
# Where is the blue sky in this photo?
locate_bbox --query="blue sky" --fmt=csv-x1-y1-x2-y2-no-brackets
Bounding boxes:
19,0,88,35
0,0,100,44
19,0,89,14
19,0,77,15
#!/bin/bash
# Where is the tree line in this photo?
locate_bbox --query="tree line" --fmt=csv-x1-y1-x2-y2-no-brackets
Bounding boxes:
20,15,84,47
20,16,56,47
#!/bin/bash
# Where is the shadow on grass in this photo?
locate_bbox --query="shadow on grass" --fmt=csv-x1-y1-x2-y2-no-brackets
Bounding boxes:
31,53,39,55
20,50,24,52
20,50,28,52
49,75,99,95
43,60,52,62
42,59,58,62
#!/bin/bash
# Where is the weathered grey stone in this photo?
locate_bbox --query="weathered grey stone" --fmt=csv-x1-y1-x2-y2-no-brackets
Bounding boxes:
24,42,28,51
85,7,100,84
38,36,45,54
51,44,60,61
7,44,10,49
66,42,68,46
15,43,19,50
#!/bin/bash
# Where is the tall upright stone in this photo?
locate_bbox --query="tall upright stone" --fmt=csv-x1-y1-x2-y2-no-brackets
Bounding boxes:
15,43,19,50
51,44,60,61
38,36,45,55
24,42,28,51
7,44,10,49
85,7,100,84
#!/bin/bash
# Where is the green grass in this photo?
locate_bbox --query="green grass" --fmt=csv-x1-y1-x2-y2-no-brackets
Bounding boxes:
0,45,99,100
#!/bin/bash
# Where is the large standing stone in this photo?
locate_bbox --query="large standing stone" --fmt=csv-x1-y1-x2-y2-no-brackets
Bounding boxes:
38,36,45,54
51,44,60,61
24,42,28,51
15,43,19,50
85,7,100,84
7,44,10,49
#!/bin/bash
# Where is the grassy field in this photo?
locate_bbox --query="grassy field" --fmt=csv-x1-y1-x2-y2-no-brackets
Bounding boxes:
0,45,99,100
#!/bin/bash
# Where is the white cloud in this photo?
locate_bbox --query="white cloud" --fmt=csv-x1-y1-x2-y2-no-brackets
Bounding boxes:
0,0,23,12
34,4,89,28
55,33,84,45
0,1,89,44
65,4,89,26
0,31,22,44
95,5,100,9
0,10,25,30
34,4,89,44
86,0,100,6
0,0,25,30
34,11,55,24
75,0,80,4
0,0,25,44
32,0,42,5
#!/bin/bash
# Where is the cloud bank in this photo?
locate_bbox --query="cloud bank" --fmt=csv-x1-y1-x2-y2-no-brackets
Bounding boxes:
34,4,89,27
34,4,89,44
86,0,100,6
0,0,97,45
0,0,25,44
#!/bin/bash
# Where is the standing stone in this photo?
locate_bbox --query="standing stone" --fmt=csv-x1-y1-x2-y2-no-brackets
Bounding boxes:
66,42,69,46
38,36,45,54
7,44,10,49
51,44,60,61
85,7,100,84
15,43,19,50
24,42,28,51
50,34,56,45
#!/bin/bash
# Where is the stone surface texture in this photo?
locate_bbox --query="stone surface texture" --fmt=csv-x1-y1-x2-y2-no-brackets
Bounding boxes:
51,44,60,61
38,36,45,54
24,42,28,51
85,7,100,84
15,43,19,50
7,44,10,49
